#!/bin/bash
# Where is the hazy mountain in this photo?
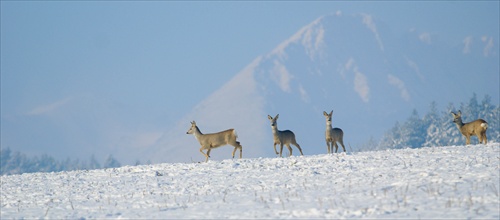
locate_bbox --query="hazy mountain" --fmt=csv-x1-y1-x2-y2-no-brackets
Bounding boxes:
144,12,499,163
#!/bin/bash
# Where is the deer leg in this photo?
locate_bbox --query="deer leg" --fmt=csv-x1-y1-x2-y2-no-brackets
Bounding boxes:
239,146,242,159
286,144,293,157
231,146,237,158
200,148,209,162
334,142,339,153
339,140,346,152
279,144,284,157
206,149,212,158
294,143,303,156
238,141,243,158
465,136,471,145
478,132,487,144
326,141,331,154
483,132,488,144
231,142,243,159
273,143,279,155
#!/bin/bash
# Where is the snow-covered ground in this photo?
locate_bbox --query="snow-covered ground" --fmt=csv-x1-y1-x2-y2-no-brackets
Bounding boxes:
1,143,499,219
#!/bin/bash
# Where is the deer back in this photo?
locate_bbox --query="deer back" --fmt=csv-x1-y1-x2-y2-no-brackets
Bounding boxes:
461,119,488,135
275,129,296,145
199,129,237,148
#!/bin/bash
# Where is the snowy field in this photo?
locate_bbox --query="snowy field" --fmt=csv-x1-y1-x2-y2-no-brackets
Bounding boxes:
1,143,499,219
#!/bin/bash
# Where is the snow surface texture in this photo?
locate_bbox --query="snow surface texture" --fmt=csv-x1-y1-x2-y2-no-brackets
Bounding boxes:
1,144,499,219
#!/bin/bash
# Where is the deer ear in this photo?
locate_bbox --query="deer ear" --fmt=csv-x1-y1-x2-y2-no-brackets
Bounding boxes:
323,111,328,116
275,114,279,119
268,115,272,120
457,110,462,116
451,112,456,117
330,110,333,115
191,121,196,125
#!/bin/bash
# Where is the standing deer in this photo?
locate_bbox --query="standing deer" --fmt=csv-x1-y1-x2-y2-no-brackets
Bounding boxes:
451,110,488,145
323,110,346,153
267,114,304,157
186,121,243,162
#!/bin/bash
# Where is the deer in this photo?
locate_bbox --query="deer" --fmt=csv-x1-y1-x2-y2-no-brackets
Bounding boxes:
323,110,346,153
451,110,488,145
186,121,243,162
267,114,304,157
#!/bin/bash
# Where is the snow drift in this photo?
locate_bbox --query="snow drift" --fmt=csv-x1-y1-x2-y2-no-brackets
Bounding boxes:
2,143,499,219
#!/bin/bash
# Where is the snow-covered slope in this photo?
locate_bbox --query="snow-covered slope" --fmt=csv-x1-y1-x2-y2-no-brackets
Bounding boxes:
2,143,498,219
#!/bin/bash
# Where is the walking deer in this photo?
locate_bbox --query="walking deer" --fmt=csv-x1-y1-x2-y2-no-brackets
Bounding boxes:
267,114,304,157
451,110,488,145
323,110,346,153
186,121,243,162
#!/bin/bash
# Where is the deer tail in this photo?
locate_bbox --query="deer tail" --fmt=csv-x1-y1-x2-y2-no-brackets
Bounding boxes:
481,123,488,129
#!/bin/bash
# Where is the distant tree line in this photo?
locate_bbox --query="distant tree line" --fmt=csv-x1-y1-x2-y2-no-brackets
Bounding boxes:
0,150,122,175
371,93,499,150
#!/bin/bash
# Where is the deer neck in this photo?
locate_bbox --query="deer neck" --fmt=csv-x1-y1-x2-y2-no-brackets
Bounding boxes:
271,125,279,135
326,121,333,130
193,126,204,139
454,118,465,129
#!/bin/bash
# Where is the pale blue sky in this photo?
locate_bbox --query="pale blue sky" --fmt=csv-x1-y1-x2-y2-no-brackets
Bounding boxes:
1,1,498,163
